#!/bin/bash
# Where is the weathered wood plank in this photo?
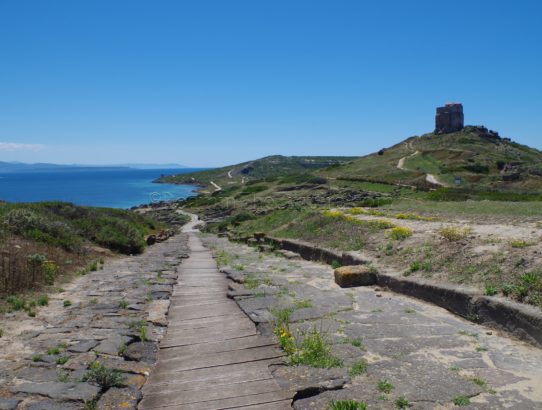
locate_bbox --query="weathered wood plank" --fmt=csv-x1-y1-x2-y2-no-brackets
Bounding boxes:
139,379,285,408
143,358,281,386
160,335,275,358
139,234,289,410
140,392,293,410
154,346,283,373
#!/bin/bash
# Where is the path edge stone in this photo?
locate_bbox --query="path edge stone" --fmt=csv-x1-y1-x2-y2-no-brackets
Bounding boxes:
239,235,542,348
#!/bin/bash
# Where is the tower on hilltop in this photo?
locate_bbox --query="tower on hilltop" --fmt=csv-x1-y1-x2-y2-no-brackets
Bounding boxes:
435,103,464,134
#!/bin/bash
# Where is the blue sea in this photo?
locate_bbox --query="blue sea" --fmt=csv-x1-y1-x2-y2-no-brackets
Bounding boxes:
0,168,202,209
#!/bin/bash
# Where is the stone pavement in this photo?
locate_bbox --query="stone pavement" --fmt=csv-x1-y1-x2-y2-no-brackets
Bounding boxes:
202,235,542,410
138,233,293,409
0,234,190,409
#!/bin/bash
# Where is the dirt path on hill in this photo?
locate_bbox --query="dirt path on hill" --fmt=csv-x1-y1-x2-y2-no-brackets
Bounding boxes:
210,181,222,192
397,150,447,186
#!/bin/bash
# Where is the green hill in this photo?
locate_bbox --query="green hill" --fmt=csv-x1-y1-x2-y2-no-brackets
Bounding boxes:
156,155,358,189
320,126,542,192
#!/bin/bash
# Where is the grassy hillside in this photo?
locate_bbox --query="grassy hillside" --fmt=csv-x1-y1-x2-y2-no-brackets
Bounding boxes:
0,202,162,294
320,126,542,192
156,155,357,189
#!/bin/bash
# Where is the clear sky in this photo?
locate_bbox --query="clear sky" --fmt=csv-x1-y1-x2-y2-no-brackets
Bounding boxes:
0,0,540,167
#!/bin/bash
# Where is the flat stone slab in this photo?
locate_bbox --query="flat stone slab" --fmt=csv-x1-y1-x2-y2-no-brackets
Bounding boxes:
96,387,141,410
10,381,100,402
68,339,99,353
0,398,21,410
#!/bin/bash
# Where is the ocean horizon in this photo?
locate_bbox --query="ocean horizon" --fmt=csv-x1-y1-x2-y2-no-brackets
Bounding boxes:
0,167,202,209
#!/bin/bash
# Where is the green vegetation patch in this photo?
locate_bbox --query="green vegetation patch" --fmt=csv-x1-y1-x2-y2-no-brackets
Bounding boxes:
1,201,159,254
329,400,367,410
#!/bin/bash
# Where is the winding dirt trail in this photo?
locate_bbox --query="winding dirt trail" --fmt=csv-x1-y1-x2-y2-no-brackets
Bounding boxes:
209,181,222,192
397,149,447,187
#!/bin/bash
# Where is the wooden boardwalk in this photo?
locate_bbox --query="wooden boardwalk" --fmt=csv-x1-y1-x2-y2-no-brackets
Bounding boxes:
139,233,292,410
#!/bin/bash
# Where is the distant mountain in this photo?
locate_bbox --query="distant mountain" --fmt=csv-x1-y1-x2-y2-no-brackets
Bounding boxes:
0,162,187,173
156,155,358,187
114,163,187,169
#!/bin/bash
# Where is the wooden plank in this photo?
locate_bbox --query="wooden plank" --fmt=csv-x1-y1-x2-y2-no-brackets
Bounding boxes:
143,358,281,386
154,346,283,373
139,379,284,408
168,314,254,332
167,318,254,333
142,372,273,395
161,327,258,348
165,314,249,331
140,391,293,410
168,306,240,320
160,335,275,357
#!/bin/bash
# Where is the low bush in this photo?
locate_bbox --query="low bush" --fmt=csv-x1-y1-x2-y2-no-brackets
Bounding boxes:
349,359,368,376
288,326,343,368
377,379,394,393
510,239,532,248
388,226,413,241
439,225,472,241
83,362,125,390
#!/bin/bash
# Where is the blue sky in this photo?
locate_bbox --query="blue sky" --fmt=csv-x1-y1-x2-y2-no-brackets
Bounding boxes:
0,0,540,167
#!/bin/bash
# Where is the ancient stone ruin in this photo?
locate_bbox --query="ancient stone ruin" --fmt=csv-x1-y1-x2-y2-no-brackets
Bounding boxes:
435,103,464,133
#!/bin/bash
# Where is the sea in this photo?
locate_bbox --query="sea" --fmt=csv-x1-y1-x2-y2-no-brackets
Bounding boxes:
0,168,202,209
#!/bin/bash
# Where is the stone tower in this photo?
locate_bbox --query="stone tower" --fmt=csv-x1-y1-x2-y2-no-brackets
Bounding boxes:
435,103,464,134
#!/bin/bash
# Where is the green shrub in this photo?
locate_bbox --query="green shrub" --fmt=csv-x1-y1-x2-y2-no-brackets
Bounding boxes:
32,354,43,362
289,326,343,368
501,283,515,296
484,285,498,296
464,163,489,174
377,379,394,393
453,395,471,406
388,226,413,241
510,239,532,248
395,397,411,409
349,359,368,376
138,325,148,342
83,362,125,390
56,356,69,365
329,400,367,410
6,296,26,311
63,300,72,307
42,260,58,285
409,261,421,272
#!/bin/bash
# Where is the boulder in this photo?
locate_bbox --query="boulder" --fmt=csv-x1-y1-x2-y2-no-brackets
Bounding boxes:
334,265,377,288
253,232,266,241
